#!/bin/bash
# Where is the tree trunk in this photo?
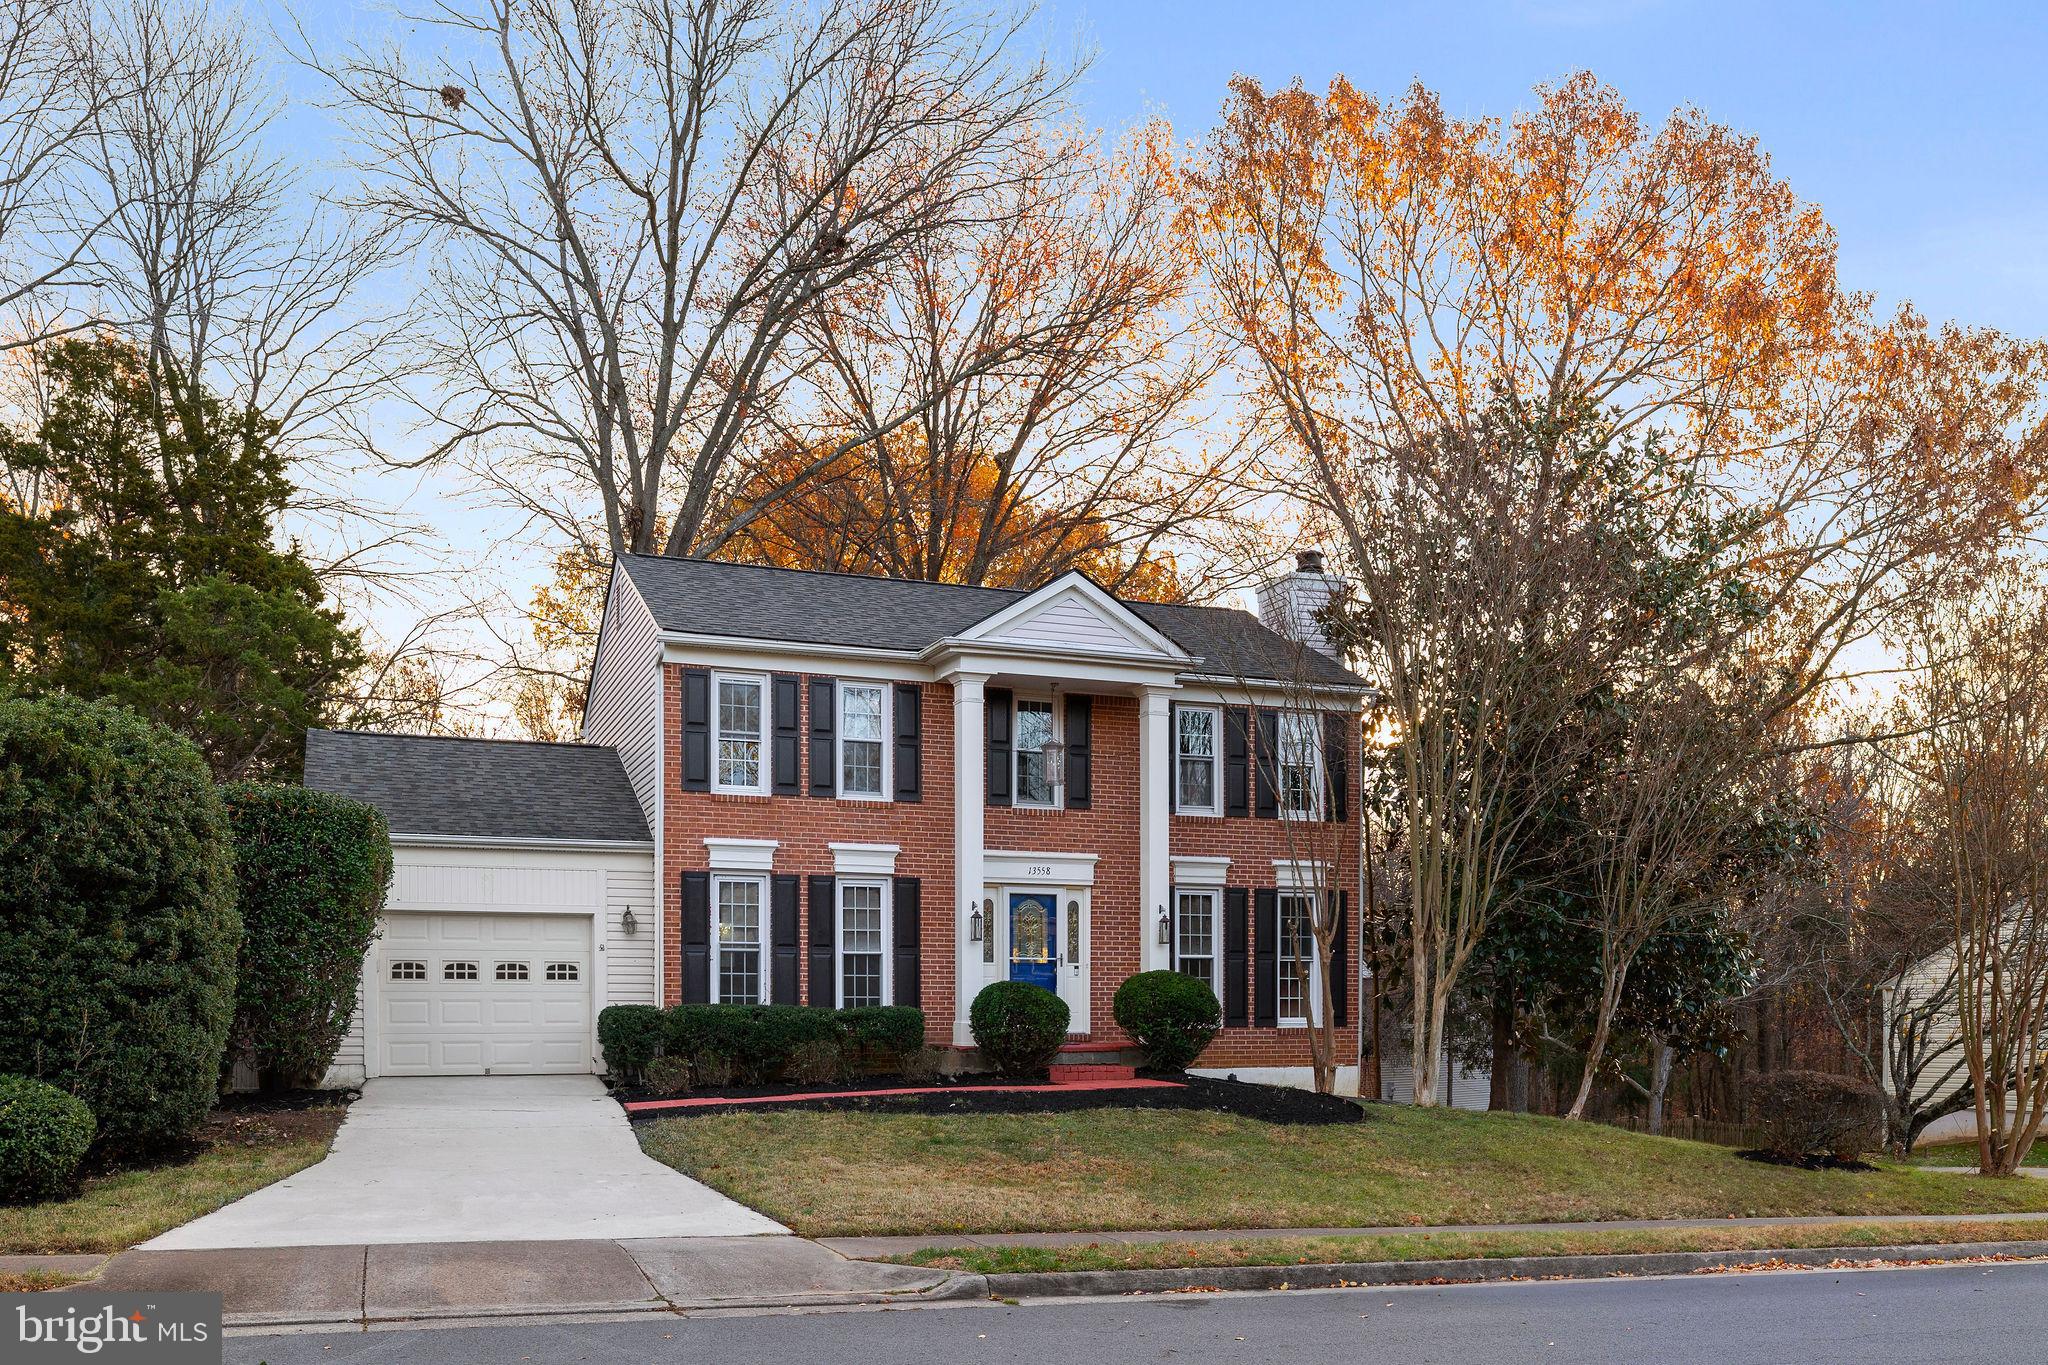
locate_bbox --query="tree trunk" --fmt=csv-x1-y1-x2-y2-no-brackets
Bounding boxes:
1646,1040,1674,1136
1489,983,1517,1111
1411,939,1437,1106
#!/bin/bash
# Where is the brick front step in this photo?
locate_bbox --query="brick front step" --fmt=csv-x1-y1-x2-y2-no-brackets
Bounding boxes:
1049,1064,1137,1084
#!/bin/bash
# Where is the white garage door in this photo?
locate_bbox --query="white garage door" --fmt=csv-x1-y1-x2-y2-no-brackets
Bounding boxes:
377,913,593,1075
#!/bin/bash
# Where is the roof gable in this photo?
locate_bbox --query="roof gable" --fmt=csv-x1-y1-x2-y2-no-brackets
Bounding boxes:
947,573,1191,662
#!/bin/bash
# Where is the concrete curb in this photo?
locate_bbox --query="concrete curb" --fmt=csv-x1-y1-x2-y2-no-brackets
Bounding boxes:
979,1240,2048,1299
221,1269,988,1331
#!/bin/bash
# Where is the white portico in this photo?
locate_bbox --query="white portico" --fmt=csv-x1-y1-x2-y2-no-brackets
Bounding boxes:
923,572,1195,1045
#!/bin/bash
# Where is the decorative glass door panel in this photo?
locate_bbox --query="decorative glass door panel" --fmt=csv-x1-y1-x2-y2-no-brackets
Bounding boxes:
1008,892,1058,993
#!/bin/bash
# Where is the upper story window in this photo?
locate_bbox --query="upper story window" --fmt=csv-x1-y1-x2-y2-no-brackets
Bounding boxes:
1176,706,1220,815
714,672,768,795
839,682,890,799
1014,698,1058,808
1277,712,1324,819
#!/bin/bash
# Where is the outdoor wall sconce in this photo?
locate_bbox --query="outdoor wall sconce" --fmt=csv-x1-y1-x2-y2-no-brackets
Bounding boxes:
968,905,984,942
621,908,638,937
1156,904,1171,946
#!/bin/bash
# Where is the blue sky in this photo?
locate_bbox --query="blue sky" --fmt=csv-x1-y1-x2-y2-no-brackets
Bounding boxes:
1064,0,2048,334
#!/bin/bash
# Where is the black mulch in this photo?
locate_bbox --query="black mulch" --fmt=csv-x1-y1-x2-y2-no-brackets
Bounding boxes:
212,1087,360,1114
1736,1149,1879,1173
622,1073,1364,1126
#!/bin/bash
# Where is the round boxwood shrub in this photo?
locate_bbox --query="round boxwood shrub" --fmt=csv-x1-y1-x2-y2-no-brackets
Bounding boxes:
969,982,1069,1078
221,784,391,1089
0,1075,95,1204
1753,1070,1885,1163
0,695,239,1157
1112,971,1222,1073
838,1006,927,1069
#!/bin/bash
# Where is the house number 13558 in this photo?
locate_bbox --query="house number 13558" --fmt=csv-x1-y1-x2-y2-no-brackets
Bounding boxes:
1027,865,1052,878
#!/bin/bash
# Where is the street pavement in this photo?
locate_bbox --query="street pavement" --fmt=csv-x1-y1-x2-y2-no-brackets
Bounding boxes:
225,1259,2048,1364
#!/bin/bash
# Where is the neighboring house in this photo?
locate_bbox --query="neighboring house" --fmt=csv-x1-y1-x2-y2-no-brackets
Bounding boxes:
307,552,1373,1090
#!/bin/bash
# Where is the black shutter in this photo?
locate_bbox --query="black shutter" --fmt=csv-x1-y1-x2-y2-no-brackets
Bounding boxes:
773,674,802,795
1224,888,1249,1027
772,874,801,1005
894,684,923,802
1254,708,1280,819
1224,707,1250,818
1330,890,1349,1027
808,678,836,798
1253,888,1279,1027
986,688,1013,806
1064,695,1092,810
1324,711,1349,823
893,877,922,1009
808,875,836,1008
680,871,711,1003
680,669,710,792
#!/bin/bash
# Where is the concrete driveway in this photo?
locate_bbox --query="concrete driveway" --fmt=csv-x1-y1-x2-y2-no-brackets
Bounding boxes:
145,1076,784,1250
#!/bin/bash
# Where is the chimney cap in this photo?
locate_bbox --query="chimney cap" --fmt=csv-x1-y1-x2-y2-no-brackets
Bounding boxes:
1295,548,1325,574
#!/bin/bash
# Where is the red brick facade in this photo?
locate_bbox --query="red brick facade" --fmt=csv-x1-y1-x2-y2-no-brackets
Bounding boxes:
660,663,1360,1071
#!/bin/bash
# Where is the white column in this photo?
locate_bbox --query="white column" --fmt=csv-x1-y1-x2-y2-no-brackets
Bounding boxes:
1139,685,1173,972
952,672,989,1046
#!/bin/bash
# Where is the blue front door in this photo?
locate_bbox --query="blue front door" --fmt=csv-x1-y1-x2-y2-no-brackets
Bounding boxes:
1008,892,1058,993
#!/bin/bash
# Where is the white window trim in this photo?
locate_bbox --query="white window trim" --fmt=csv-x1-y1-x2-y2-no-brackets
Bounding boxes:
1175,704,1222,817
704,837,779,872
836,680,893,802
1012,695,1062,811
1173,886,1223,1003
711,872,770,1005
1275,710,1326,821
1171,853,1231,884
835,876,893,1008
1276,889,1323,1029
711,669,771,796
1271,858,1330,891
829,842,901,876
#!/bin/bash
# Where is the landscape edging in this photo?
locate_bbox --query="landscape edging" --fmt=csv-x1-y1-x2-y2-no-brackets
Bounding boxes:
976,1239,2048,1298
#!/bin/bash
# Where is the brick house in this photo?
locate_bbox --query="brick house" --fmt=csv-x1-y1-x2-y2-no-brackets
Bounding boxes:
307,553,1371,1089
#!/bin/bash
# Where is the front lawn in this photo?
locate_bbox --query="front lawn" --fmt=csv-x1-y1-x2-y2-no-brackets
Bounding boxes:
1900,1140,2048,1168
0,1105,343,1255
639,1103,2048,1237
890,1217,2048,1275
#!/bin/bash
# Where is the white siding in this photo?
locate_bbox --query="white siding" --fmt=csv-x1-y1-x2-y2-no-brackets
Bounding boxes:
993,592,1150,653
1376,1044,1492,1111
321,840,658,1086
584,567,662,824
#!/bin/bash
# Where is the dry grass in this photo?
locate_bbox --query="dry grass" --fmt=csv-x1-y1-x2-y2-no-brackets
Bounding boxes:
639,1103,2048,1237
889,1219,2048,1275
0,1107,343,1255
0,1269,87,1292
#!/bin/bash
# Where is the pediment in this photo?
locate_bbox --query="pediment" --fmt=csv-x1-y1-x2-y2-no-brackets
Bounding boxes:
953,573,1190,662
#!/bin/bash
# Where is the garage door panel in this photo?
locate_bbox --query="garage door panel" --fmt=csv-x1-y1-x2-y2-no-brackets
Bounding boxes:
377,912,592,1077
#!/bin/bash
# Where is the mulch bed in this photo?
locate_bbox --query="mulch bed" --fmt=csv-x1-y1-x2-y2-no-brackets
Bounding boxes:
77,1095,351,1178
623,1073,1363,1126
1736,1149,1879,1173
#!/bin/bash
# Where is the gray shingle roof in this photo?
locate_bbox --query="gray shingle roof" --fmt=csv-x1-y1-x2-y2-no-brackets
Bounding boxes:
614,555,1367,689
303,730,651,843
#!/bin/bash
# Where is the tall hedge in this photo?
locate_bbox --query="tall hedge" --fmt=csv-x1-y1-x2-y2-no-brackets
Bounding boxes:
222,784,390,1089
0,695,239,1156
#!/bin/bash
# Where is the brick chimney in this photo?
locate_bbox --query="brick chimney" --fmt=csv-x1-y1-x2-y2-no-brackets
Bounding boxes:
1256,549,1345,660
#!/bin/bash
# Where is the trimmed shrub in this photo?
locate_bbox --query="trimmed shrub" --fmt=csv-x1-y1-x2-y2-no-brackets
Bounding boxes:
1112,971,1222,1073
786,1037,848,1085
665,1005,837,1085
898,1045,945,1085
839,1006,927,1068
1754,1071,1885,1162
598,1005,667,1084
221,784,391,1089
0,1075,96,1204
0,696,239,1156
969,982,1068,1077
643,1055,692,1097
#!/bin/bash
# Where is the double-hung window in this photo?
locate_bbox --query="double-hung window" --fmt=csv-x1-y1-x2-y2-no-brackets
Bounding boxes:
714,875,767,1004
838,682,890,799
1276,712,1324,819
1014,698,1058,808
1176,706,1220,814
713,672,769,795
1175,889,1222,997
837,879,890,1008
1277,891,1319,1027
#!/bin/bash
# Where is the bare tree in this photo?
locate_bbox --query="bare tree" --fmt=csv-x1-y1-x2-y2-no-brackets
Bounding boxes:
309,0,1079,560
